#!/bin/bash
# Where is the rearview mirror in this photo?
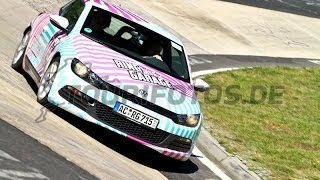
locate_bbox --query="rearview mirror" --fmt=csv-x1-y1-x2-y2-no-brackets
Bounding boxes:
193,78,210,92
50,15,69,31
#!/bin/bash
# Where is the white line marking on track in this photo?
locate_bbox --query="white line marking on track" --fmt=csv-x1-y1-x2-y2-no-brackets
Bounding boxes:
192,67,242,78
0,150,20,162
189,56,212,65
0,169,49,180
193,147,232,180
309,60,320,65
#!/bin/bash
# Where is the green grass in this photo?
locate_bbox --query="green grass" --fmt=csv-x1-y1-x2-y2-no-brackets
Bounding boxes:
197,67,320,180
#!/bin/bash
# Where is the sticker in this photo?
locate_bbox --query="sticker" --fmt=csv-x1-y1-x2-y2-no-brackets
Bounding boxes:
84,28,92,33
113,59,173,89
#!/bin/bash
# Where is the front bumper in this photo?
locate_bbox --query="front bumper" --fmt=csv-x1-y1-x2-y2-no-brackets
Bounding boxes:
47,59,202,161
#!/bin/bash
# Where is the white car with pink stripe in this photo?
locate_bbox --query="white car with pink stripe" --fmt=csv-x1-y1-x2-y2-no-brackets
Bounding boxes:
12,0,209,161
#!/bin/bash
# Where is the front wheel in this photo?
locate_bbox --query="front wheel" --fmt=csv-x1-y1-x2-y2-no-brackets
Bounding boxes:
12,30,30,72
37,58,60,105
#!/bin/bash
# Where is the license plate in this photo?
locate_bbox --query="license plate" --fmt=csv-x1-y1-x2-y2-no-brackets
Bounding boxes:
113,102,159,130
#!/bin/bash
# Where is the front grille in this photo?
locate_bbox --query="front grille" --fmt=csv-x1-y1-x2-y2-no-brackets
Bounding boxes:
95,101,170,144
59,86,172,146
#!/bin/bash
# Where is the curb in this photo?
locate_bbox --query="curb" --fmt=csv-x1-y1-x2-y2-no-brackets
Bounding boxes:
197,127,261,180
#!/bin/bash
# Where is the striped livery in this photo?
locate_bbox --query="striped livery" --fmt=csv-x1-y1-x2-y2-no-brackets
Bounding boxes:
19,0,203,161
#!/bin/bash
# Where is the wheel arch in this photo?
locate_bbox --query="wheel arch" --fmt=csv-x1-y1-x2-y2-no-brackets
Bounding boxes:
23,26,31,35
52,52,61,61
45,52,61,71
41,52,61,82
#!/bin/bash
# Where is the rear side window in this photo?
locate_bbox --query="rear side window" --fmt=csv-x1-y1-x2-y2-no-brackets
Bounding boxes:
60,0,85,30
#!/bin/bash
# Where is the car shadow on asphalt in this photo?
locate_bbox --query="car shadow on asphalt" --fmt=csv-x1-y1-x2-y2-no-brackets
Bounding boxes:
53,107,199,174
22,72,199,175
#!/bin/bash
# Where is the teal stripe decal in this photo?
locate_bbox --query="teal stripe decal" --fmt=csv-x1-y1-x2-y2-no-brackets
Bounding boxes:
40,34,48,44
45,31,51,40
176,127,180,135
164,121,170,131
48,23,55,34
180,129,185,137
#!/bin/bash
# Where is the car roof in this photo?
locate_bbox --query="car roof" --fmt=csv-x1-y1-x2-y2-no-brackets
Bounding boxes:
86,0,183,46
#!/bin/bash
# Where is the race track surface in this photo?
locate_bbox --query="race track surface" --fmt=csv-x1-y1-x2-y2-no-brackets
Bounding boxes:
0,120,97,180
0,0,319,180
222,0,320,18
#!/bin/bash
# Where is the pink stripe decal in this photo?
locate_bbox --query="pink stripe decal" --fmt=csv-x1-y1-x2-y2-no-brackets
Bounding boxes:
127,135,147,145
103,2,118,15
126,135,189,160
111,5,133,21
121,8,149,23
92,0,101,5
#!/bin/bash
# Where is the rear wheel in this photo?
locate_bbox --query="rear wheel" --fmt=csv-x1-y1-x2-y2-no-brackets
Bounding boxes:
37,58,60,105
12,30,30,72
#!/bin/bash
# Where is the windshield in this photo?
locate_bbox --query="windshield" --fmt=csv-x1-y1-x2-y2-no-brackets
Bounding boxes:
80,6,190,82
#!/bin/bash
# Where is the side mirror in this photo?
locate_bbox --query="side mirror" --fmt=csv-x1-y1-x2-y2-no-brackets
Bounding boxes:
50,15,69,31
193,78,210,92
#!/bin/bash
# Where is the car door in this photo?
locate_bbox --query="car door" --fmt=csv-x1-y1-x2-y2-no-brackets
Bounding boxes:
27,0,85,77
26,13,55,76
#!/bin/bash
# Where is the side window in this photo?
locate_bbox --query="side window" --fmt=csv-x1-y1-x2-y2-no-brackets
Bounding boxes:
60,0,85,30
170,45,188,78
105,17,134,36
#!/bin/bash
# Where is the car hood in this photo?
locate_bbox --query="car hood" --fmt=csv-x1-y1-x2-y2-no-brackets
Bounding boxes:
71,35,200,113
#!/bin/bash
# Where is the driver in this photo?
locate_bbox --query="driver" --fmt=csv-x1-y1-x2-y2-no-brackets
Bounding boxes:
89,12,112,39
142,40,163,61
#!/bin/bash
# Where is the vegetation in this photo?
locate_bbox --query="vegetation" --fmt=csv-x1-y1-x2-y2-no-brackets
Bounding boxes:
197,67,320,179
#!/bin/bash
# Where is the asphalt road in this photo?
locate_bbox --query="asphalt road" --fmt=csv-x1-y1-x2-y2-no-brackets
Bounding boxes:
1,54,318,180
1,0,320,180
222,0,320,18
47,107,222,180
0,105,221,180
189,54,319,72
0,120,97,180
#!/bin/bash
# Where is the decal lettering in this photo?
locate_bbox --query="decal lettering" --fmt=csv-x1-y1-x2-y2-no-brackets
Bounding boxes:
128,70,139,80
113,59,141,71
128,70,173,89
115,59,173,89
114,59,126,68
144,74,153,83
137,72,147,82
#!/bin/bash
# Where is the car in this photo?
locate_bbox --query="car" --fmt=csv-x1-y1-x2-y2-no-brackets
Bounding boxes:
12,0,209,161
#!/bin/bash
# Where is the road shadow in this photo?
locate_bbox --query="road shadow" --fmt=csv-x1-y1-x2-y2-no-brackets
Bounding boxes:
50,107,199,174
16,70,38,94
220,0,320,18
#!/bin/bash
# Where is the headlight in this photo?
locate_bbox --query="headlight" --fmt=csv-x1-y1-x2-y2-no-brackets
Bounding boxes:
73,60,89,78
177,114,200,127
71,58,108,89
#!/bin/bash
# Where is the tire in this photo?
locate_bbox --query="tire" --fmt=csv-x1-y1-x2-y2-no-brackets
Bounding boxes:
37,57,60,105
12,30,31,72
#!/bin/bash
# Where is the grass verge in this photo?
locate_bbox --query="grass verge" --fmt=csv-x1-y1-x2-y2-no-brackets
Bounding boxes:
197,67,320,179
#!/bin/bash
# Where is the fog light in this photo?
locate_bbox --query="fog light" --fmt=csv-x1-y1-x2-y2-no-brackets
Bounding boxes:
67,86,82,96
179,138,191,144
